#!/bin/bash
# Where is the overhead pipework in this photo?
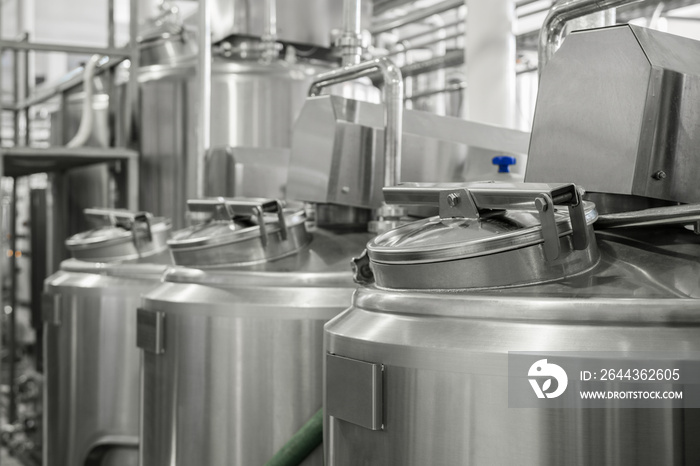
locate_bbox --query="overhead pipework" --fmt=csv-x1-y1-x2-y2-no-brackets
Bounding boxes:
338,0,364,65
537,0,643,78
309,57,404,191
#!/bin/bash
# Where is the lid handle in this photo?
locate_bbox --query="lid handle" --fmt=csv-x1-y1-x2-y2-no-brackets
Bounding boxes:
83,208,154,247
596,204,700,233
187,197,288,247
383,182,588,261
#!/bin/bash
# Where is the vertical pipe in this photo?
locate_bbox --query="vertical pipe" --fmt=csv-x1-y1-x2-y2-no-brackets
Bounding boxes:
263,0,278,40
196,0,212,198
107,0,115,49
9,178,17,424
13,48,19,145
124,0,139,146
0,0,3,149
340,0,362,66
24,36,30,146
343,0,361,39
464,0,516,181
107,0,115,146
466,0,515,127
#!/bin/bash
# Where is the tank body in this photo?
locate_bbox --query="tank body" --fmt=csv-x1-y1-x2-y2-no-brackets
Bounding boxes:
44,259,170,466
139,228,371,465
324,227,700,465
138,57,331,229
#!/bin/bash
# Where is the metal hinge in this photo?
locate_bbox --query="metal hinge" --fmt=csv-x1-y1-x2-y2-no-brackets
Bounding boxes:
326,353,384,431
42,294,62,326
136,308,165,354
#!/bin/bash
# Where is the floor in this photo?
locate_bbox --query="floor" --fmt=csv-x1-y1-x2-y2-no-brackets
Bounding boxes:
1,448,24,466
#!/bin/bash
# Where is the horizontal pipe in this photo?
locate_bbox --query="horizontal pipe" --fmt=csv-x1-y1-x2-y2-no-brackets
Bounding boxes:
0,40,130,57
370,0,464,34
388,31,464,56
398,19,464,43
405,81,466,100
14,56,127,110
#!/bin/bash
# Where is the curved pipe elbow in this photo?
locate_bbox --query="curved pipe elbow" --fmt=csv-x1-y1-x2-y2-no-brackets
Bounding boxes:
307,57,404,187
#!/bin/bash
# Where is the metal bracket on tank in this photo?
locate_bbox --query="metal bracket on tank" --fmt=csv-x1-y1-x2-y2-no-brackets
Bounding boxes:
42,294,62,326
382,182,588,261
187,197,289,247
326,354,384,431
136,308,165,355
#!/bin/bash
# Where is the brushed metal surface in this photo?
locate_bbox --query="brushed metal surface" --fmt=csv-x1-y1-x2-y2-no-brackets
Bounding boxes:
138,58,330,229
43,264,167,466
528,25,700,205
288,95,530,209
139,229,371,466
189,0,365,47
325,227,700,465
326,354,383,431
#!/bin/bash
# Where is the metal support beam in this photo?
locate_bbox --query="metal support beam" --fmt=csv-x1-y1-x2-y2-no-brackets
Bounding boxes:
9,178,17,424
0,40,129,57
123,0,140,147
196,0,212,198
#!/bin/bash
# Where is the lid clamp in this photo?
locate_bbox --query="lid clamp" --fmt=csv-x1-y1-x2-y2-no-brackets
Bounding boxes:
83,208,154,254
382,182,589,262
187,197,289,248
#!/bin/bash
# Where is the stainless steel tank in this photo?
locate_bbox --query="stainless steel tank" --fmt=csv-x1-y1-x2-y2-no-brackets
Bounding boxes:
324,182,700,465
185,0,369,47
43,209,172,466
138,53,331,229
138,198,372,465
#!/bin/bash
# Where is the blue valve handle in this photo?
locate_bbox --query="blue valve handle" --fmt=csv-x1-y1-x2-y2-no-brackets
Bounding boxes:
492,155,517,173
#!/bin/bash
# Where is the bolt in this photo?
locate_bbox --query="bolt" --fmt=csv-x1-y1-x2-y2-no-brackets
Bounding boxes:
653,170,667,180
535,197,548,212
447,193,460,207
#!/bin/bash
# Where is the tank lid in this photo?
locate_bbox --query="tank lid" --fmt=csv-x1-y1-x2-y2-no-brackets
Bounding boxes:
65,209,171,262
168,197,311,267
356,182,599,289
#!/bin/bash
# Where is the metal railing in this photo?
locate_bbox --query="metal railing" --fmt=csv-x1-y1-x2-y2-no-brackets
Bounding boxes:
0,0,141,435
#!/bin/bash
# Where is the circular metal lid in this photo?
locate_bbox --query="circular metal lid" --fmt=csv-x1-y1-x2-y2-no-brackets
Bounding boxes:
168,198,311,267
368,207,597,264
358,182,601,289
65,209,171,262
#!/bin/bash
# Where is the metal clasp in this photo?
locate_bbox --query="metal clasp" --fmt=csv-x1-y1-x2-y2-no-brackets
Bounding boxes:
84,208,154,250
187,197,289,247
382,182,588,262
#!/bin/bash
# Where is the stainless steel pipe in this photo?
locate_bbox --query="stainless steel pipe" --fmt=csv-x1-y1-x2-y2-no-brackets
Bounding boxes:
196,0,212,198
308,57,403,187
538,0,642,78
370,0,464,35
339,0,363,66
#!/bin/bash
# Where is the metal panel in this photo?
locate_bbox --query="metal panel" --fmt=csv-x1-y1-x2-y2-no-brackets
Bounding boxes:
289,95,529,209
326,353,383,431
527,24,700,205
137,308,165,355
41,293,61,326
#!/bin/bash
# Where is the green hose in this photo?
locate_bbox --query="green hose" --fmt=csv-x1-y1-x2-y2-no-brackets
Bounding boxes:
265,408,324,466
